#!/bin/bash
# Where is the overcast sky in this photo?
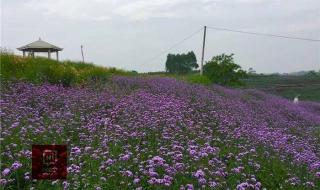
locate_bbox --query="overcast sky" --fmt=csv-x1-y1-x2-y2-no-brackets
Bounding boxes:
1,0,320,73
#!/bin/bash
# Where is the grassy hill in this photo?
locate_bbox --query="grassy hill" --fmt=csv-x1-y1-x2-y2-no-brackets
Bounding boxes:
2,53,318,102
1,55,320,189
146,72,320,102
0,53,136,86
243,74,320,102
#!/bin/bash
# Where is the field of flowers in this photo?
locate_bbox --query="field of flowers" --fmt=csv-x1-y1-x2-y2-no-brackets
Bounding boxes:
1,76,320,189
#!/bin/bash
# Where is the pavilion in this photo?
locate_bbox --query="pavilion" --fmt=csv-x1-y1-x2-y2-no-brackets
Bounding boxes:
17,38,63,61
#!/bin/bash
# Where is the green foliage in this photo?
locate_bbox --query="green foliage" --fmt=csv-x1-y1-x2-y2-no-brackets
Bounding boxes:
243,74,320,102
165,51,198,74
203,53,247,86
306,70,320,77
0,53,135,86
185,74,211,85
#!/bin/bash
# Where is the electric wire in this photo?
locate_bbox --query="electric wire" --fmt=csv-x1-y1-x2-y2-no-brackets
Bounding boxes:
141,26,319,67
207,26,320,42
141,27,203,64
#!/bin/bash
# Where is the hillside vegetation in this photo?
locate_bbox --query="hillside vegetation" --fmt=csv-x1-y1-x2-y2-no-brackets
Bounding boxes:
243,74,320,102
0,53,135,86
1,77,320,189
1,54,320,189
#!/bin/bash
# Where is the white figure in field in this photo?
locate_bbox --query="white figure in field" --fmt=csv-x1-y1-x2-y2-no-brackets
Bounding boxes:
293,95,300,104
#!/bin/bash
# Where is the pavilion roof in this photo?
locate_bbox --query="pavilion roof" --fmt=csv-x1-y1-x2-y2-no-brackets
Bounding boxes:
17,38,63,51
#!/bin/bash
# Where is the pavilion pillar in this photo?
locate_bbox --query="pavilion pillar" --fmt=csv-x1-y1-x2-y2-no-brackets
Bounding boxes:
56,51,59,61
31,51,35,58
48,50,51,59
23,51,25,57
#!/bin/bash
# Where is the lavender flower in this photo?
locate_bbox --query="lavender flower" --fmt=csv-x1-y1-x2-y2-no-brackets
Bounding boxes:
11,161,22,170
2,168,10,176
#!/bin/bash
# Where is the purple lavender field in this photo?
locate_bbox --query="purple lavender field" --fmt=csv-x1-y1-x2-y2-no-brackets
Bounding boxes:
1,76,320,189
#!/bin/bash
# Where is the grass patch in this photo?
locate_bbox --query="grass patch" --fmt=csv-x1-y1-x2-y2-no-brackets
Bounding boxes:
0,53,136,86
185,75,211,85
242,74,320,102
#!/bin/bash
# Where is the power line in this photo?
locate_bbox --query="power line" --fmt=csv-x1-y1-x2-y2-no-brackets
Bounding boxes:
207,26,320,42
140,25,319,71
141,27,203,65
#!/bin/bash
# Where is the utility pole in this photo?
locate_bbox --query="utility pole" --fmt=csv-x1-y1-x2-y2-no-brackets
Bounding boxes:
81,45,85,63
200,26,207,75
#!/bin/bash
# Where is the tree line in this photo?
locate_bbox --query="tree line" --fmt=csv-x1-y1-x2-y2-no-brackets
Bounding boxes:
165,51,247,86
165,51,198,74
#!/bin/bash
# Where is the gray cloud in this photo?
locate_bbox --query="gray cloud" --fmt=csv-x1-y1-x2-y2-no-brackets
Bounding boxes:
1,0,320,73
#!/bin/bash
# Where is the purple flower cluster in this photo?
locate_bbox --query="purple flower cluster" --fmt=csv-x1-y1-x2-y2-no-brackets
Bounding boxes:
1,77,319,189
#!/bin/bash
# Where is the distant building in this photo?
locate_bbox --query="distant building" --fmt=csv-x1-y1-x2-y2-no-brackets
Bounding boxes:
248,67,256,74
17,38,63,61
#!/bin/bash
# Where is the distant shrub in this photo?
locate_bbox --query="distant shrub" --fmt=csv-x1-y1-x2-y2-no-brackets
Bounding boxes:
306,70,320,78
0,54,133,86
203,53,247,87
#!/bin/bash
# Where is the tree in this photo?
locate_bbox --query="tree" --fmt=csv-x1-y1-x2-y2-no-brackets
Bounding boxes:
306,70,317,77
203,53,247,86
165,51,198,74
